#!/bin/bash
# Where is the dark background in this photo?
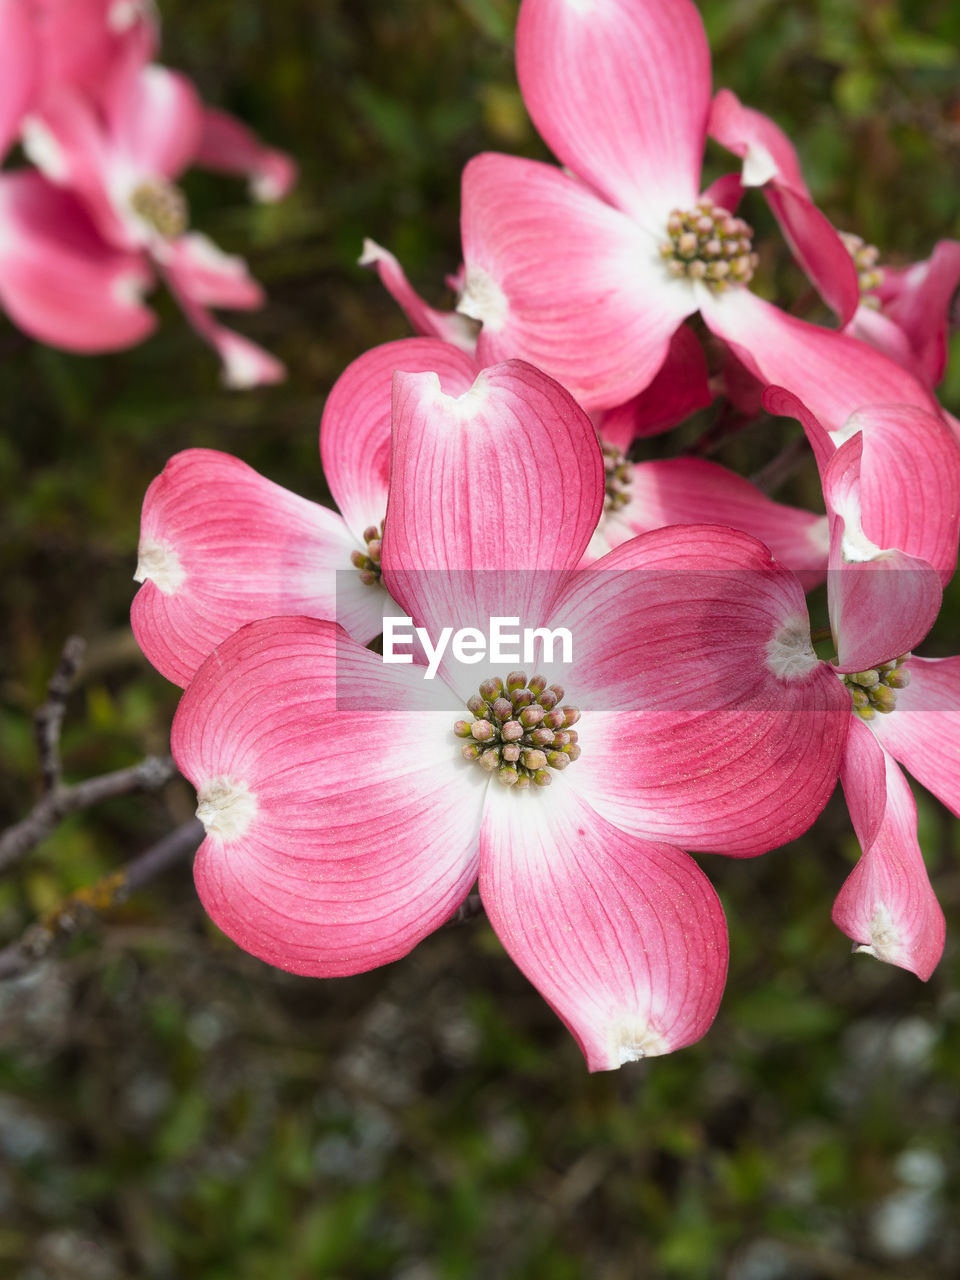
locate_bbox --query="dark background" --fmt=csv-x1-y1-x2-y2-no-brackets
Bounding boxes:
2,1,960,1275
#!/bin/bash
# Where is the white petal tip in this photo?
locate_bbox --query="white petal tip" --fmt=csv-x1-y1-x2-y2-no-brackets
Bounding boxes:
135,538,186,594
742,142,779,188
852,905,901,965
456,266,508,333
196,776,258,841
358,237,387,266
606,1018,671,1067
766,615,819,681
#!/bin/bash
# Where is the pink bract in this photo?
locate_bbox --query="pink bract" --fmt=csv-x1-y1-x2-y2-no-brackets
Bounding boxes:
171,360,850,1069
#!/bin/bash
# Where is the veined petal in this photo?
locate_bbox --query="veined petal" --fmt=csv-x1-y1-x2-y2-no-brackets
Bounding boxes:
708,89,858,321
382,360,604,685
172,617,483,977
824,433,943,672
0,0,39,159
833,719,944,981
702,289,935,431
596,325,712,447
868,656,960,818
359,239,479,353
193,106,297,202
875,240,960,388
479,781,727,1070
516,0,710,228
460,153,697,411
320,337,479,545
588,457,828,587
0,170,155,352
132,449,391,687
846,303,914,373
546,526,849,855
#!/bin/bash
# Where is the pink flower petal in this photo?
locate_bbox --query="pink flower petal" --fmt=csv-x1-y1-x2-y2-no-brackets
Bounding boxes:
193,106,298,201
588,457,828,588
547,525,849,855
0,170,155,352
320,338,479,545
132,449,388,687
172,617,483,977
480,781,728,1069
34,0,157,104
382,360,604,682
516,0,710,228
868,656,960,818
460,153,697,411
359,239,479,353
875,240,960,387
0,0,39,159
833,719,945,981
708,89,858,322
702,288,936,430
105,62,203,181
597,325,712,447
846,303,914,373
160,232,265,310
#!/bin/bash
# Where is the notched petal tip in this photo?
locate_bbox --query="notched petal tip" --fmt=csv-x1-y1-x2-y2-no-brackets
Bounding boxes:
604,1017,671,1069
456,265,509,332
134,537,186,594
196,776,258,841
766,615,819,681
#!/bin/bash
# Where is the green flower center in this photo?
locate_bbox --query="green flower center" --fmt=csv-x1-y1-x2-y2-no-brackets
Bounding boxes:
350,522,384,586
603,443,634,513
659,197,758,291
842,655,910,719
454,671,581,788
129,179,189,239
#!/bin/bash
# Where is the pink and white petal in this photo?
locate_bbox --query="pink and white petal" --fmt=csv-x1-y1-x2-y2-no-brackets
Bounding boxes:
193,106,297,201
160,232,264,310
106,63,203,180
879,240,960,387
460,153,697,412
597,325,712,447
833,720,944,981
0,0,39,158
0,170,155,352
702,289,936,431
868,656,960,818
846,304,914,373
620,458,828,588
382,361,604,679
34,0,157,105
163,265,284,388
320,337,479,544
480,781,728,1070
359,239,479,353
838,406,960,583
516,0,710,229
131,449,389,687
547,526,849,855
172,617,484,977
707,91,858,321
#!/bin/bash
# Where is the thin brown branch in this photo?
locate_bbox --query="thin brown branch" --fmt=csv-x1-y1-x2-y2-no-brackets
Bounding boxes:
750,434,812,495
0,755,179,873
444,893,484,927
0,819,203,981
33,634,86,793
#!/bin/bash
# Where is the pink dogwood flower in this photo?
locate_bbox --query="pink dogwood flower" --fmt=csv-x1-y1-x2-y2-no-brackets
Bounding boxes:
167,359,850,1068
455,0,944,416
5,7,291,381
765,387,960,979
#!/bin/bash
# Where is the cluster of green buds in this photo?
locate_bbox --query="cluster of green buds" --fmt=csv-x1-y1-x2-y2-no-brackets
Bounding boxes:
350,523,384,585
129,178,189,239
839,231,884,299
602,443,634,513
842,656,910,720
659,196,758,291
455,671,581,788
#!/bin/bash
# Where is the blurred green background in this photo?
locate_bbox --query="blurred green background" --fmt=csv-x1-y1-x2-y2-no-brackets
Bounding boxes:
2,1,960,1276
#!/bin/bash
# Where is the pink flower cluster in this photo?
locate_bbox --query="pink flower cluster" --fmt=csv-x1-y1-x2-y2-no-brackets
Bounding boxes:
133,0,960,1069
0,0,295,385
